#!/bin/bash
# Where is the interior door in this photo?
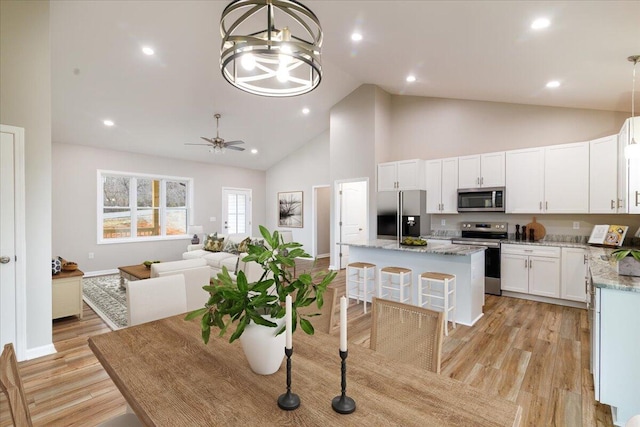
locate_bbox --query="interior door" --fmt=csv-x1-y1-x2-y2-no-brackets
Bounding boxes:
222,188,251,235
339,180,368,269
0,126,20,351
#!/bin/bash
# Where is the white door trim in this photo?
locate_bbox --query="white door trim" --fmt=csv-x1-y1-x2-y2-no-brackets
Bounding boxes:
0,125,27,360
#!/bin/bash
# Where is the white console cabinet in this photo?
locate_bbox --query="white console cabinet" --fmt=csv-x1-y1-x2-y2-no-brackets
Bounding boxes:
52,269,84,319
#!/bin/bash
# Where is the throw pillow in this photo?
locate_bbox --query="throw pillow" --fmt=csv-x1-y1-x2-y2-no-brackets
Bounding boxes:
237,237,252,253
223,239,240,255
204,233,225,252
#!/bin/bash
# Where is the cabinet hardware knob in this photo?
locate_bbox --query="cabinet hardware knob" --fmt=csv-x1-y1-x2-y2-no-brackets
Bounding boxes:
611,199,615,210
529,259,532,268
545,201,548,210
0,256,10,264
636,191,639,207
539,201,542,210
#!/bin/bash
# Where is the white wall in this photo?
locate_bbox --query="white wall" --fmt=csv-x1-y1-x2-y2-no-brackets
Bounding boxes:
390,95,628,161
53,143,266,272
265,131,330,254
0,0,53,356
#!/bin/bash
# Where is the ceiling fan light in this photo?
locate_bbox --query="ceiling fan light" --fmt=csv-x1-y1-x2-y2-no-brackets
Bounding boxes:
241,52,256,71
220,0,322,97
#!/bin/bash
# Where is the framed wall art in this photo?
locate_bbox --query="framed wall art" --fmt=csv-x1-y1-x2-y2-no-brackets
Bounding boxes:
278,191,303,228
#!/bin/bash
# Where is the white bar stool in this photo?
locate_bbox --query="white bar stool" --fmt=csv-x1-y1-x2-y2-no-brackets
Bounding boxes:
378,266,413,304
419,272,456,336
346,262,376,313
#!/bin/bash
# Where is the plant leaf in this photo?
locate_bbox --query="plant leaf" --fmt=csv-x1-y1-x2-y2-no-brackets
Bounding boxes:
300,318,314,335
184,307,208,320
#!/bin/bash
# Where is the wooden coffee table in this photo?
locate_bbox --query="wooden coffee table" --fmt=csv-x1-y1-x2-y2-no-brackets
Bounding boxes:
118,264,151,290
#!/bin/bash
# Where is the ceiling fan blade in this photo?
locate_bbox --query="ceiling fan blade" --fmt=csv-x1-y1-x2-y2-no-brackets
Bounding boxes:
185,143,212,146
225,140,245,146
200,137,215,144
226,145,245,151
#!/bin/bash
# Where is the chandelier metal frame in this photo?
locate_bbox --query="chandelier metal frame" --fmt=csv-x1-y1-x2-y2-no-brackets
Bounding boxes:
220,0,322,97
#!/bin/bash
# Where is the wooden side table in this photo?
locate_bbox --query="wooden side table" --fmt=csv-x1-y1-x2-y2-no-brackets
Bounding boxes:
52,269,84,319
118,264,151,290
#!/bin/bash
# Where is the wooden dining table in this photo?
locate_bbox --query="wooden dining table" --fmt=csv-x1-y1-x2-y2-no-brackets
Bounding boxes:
88,314,521,426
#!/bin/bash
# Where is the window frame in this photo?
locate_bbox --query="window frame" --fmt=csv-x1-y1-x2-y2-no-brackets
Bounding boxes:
97,170,194,244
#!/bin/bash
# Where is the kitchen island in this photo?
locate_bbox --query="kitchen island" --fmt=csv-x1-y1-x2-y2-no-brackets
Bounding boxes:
588,247,640,427
341,240,486,326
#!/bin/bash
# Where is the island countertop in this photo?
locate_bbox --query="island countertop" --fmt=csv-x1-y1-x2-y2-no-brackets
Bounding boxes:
588,246,640,293
340,239,486,256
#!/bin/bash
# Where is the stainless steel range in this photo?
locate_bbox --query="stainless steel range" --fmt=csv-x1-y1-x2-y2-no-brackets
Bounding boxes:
451,222,508,296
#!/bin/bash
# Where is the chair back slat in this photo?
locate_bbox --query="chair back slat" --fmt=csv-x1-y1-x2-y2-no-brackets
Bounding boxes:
0,343,33,427
370,298,444,374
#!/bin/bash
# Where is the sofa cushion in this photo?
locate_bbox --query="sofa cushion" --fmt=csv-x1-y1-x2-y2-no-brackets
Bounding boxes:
220,256,240,273
202,251,237,269
150,258,207,278
182,249,208,260
204,233,225,252
222,238,240,255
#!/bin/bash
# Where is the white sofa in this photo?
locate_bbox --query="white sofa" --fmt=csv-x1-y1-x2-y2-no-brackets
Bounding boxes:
151,259,210,311
182,233,265,283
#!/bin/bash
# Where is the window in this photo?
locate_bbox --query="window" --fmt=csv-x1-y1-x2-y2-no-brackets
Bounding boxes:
98,171,192,243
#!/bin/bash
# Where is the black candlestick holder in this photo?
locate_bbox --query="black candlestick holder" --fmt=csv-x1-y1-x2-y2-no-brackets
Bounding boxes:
332,350,356,414
278,347,300,410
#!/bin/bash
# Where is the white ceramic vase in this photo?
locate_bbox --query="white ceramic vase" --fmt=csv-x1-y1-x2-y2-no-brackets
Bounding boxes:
239,314,286,375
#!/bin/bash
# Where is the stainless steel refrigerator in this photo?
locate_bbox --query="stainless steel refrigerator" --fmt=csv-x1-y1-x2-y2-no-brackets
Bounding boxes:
376,190,430,241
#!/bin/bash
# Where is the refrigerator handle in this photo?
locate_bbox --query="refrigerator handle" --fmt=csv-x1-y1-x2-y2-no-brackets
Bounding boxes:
398,191,403,242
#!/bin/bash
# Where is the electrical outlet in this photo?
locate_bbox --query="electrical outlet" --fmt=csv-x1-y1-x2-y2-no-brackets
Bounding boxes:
573,221,580,230
88,252,94,259
210,217,216,222
441,219,446,226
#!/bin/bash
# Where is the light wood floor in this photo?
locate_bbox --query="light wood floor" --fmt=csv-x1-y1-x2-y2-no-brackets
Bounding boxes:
2,259,613,426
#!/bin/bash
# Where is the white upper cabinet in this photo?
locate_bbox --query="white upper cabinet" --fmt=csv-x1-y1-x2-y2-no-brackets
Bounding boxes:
377,159,424,191
505,147,544,213
425,157,458,213
619,117,640,214
544,142,589,213
590,135,619,213
458,152,505,189
506,142,589,214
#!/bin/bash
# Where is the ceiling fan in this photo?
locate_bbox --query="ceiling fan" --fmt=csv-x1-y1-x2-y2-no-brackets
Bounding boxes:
185,113,245,152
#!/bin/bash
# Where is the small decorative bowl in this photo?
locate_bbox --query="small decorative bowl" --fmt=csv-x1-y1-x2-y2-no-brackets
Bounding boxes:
62,262,78,271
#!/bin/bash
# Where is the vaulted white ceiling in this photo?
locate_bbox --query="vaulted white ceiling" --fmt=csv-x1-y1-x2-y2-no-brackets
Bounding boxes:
51,1,640,171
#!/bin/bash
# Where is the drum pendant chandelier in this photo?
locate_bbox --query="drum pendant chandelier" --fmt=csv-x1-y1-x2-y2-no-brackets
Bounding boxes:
220,0,322,97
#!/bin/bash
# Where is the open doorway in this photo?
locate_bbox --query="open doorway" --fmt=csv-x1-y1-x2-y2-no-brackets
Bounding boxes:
334,179,368,269
312,185,330,258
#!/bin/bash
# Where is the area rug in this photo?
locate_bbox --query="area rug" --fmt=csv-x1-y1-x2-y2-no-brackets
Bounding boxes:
82,274,127,330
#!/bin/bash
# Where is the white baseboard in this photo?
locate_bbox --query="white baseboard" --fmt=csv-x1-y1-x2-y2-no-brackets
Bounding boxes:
316,253,330,259
84,268,119,277
25,343,56,360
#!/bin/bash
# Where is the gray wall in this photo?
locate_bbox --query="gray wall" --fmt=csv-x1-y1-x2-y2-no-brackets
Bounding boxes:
265,130,330,255
389,95,628,161
316,186,330,256
0,0,53,355
53,143,266,272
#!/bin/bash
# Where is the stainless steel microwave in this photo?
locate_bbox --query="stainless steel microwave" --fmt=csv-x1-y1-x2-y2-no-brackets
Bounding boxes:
457,187,505,212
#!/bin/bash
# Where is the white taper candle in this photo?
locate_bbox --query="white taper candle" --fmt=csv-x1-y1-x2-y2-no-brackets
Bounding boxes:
285,295,292,349
340,296,348,352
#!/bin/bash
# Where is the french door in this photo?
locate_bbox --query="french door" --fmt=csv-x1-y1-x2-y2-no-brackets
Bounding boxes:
222,188,252,234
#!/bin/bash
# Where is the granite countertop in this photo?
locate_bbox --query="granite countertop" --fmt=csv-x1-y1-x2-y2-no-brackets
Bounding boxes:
588,246,640,293
501,239,588,249
340,239,486,256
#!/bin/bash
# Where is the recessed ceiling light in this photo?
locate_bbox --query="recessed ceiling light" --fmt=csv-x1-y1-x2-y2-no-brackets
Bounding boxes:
531,18,550,30
142,46,155,55
406,75,416,83
251,149,258,154
103,120,114,126
546,80,560,88
302,107,310,115
351,33,363,42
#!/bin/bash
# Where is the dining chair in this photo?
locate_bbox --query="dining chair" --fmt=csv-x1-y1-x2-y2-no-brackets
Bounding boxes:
1,343,142,426
127,275,188,326
296,286,338,334
370,297,445,374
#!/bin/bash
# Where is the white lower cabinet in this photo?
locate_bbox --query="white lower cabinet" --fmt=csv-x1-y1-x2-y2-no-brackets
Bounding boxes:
501,244,560,297
595,288,640,426
560,247,588,302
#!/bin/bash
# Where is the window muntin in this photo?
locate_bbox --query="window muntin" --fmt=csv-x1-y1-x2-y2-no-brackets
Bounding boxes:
98,171,192,243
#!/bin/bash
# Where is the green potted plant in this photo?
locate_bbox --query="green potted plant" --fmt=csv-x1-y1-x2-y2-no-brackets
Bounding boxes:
610,248,640,277
185,225,337,374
